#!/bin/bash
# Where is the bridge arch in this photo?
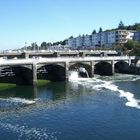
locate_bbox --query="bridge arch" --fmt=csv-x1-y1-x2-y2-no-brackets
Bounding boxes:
0,65,33,85
94,61,113,76
115,60,130,73
37,64,65,81
69,62,92,77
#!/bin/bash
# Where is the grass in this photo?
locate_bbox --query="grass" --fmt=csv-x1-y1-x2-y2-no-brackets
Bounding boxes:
0,83,16,91
0,80,50,90
36,80,50,86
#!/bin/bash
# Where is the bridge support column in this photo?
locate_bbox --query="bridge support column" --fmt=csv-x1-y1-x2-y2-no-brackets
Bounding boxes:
21,52,29,59
65,62,69,81
32,64,37,86
90,61,95,77
128,58,131,66
111,60,115,75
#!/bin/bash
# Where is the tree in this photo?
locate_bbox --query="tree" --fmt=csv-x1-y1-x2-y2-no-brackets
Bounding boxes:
118,21,125,30
133,23,140,31
98,27,103,33
124,40,139,50
31,42,39,51
41,41,48,50
92,30,96,34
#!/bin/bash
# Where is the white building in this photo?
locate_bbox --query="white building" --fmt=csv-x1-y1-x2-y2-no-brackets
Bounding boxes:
115,30,134,44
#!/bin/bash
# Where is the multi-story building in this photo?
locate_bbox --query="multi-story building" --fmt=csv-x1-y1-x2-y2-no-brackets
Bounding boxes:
92,33,99,47
84,35,92,48
106,30,116,46
75,35,85,48
100,32,108,46
67,29,135,49
134,31,140,42
115,30,134,44
68,37,76,49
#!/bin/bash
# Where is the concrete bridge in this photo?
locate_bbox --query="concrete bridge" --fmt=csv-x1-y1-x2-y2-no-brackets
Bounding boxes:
0,56,136,86
0,50,120,59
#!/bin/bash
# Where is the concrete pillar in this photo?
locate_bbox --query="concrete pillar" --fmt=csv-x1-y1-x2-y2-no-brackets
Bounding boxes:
32,63,37,86
21,52,29,59
111,60,115,75
90,61,95,77
79,52,85,57
128,58,131,66
65,62,69,81
53,52,60,57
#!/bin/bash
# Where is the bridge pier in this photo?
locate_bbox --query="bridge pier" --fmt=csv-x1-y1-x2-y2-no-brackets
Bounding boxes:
128,58,131,66
90,61,95,77
21,52,29,59
111,60,115,75
32,64,37,86
65,62,69,81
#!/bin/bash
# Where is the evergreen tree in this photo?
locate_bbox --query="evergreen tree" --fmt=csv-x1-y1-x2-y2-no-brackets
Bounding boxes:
99,27,103,33
92,29,96,34
118,21,125,29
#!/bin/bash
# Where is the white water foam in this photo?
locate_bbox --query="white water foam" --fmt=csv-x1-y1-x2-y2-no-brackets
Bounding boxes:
9,97,36,105
0,98,36,110
68,71,79,81
68,71,140,109
95,81,140,109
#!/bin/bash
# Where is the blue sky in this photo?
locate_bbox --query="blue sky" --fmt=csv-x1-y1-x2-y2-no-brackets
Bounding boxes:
0,0,140,50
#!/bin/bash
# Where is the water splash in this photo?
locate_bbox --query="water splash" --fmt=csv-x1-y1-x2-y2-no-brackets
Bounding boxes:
68,71,79,81
0,97,36,111
69,73,140,109
68,70,89,81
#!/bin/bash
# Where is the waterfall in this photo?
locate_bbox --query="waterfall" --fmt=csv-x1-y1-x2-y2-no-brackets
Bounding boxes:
78,67,89,78
68,71,79,81
68,67,89,81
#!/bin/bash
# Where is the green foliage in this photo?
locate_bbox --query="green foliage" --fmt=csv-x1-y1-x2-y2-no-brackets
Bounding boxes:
118,21,125,29
120,40,140,56
99,27,103,33
117,21,140,31
92,30,96,34
124,40,140,50
41,41,48,50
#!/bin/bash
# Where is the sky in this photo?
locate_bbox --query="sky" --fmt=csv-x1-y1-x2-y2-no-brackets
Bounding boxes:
0,0,140,50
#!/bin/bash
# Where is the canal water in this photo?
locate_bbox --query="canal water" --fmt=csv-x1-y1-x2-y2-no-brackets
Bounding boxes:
0,74,140,140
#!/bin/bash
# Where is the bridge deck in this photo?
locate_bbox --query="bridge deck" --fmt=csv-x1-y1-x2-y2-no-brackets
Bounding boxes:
0,56,135,66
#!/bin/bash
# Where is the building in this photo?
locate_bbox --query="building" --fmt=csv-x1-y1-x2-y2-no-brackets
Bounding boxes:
115,30,134,45
134,31,140,42
75,35,85,48
92,33,99,47
84,35,92,48
67,29,135,49
68,37,76,49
